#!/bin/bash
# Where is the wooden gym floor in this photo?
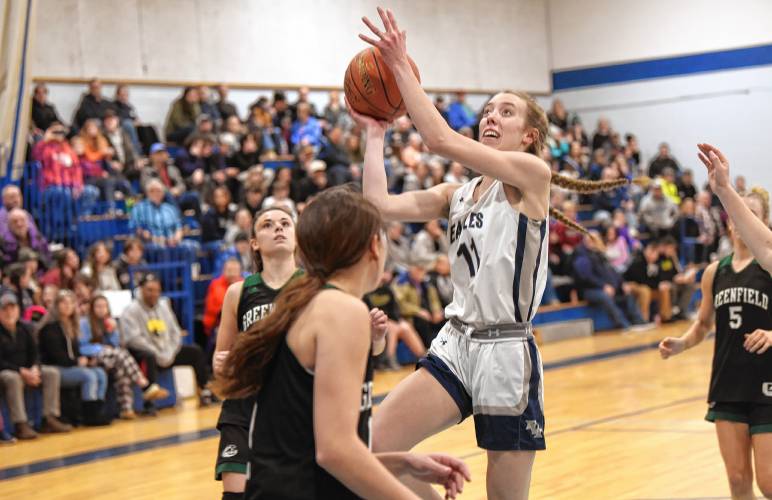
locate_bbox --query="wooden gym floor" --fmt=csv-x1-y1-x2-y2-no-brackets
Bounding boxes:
0,321,756,499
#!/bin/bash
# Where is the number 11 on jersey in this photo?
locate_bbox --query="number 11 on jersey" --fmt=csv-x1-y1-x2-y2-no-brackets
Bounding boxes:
457,238,481,277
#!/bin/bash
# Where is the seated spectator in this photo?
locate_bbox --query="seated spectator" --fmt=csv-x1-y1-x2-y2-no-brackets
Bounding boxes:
412,220,449,266
385,221,411,273
401,132,425,169
33,122,99,208
592,167,627,216
242,186,265,217
394,259,444,348
624,241,666,323
443,161,469,184
130,180,195,249
73,78,114,129
657,236,699,321
548,99,569,131
197,85,221,125
612,208,639,250
549,200,583,275
31,83,62,133
290,102,323,150
263,181,297,217
119,274,213,406
318,126,353,185
695,191,721,263
75,119,132,203
229,133,262,172
178,134,225,177
648,142,681,178
560,141,584,175
103,109,140,182
113,239,145,291
140,143,186,197
447,92,476,131
224,208,253,245
79,118,112,163
583,149,606,181
215,84,238,121
290,86,318,119
570,120,589,148
660,167,681,205
677,168,697,201
0,208,49,268
429,255,453,307
364,271,426,370
202,258,244,337
81,242,121,291
638,179,679,239
3,263,36,313
0,185,32,229
674,198,700,264
79,295,168,419
214,232,252,277
604,225,631,273
164,86,200,144
0,291,71,439
219,115,245,155
41,248,79,289
37,290,109,425
296,160,329,202
572,233,646,330
323,90,346,127
201,186,235,243
591,118,612,151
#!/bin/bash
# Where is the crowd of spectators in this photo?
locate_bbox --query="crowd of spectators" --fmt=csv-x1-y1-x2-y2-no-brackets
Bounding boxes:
0,79,744,444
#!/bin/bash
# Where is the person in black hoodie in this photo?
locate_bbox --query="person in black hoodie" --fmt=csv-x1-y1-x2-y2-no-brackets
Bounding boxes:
572,232,646,330
0,291,71,439
201,186,236,243
31,83,63,132
72,79,114,130
37,290,109,425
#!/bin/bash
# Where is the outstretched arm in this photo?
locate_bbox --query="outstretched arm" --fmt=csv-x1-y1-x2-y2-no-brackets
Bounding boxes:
354,103,458,222
359,8,551,207
698,143,772,272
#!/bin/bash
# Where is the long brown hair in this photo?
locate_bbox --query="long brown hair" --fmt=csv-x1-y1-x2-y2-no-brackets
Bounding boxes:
37,289,80,340
87,295,111,344
219,187,383,398
500,90,634,236
250,206,296,273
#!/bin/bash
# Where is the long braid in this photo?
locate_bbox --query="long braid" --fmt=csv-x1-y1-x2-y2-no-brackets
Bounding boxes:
550,173,630,194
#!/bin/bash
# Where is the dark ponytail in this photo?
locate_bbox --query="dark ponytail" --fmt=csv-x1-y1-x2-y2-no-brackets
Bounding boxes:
218,187,383,399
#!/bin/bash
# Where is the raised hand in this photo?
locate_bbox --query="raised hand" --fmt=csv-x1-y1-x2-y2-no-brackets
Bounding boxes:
359,7,408,70
697,143,731,192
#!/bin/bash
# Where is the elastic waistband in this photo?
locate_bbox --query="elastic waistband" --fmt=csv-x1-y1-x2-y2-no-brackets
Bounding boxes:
449,317,533,340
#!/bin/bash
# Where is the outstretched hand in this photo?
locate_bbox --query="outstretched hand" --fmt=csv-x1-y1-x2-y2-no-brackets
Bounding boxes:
360,7,409,70
697,143,731,192
403,453,472,500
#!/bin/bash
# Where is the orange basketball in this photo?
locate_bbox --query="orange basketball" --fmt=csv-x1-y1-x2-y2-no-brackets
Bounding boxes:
344,47,420,121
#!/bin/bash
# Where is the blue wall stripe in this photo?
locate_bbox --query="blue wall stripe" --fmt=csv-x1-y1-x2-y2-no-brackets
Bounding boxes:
0,336,689,481
552,43,772,90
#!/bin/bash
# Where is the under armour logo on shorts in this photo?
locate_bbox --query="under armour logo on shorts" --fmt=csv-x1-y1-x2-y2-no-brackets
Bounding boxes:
525,420,543,439
221,444,238,458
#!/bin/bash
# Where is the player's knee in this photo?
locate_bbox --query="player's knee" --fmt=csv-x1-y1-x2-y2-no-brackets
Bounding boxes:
726,468,753,494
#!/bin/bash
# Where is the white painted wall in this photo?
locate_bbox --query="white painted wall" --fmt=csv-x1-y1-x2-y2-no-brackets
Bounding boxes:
548,0,772,69
33,0,550,92
553,66,772,188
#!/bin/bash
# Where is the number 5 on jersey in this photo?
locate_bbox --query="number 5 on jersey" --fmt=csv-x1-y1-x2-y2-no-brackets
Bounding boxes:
457,238,481,277
729,305,742,329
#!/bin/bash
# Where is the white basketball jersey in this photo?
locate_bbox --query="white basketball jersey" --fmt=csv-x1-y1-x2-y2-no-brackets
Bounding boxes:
445,177,549,328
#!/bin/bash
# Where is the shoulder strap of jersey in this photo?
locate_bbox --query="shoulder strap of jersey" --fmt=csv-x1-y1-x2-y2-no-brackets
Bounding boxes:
239,273,263,304
718,254,733,270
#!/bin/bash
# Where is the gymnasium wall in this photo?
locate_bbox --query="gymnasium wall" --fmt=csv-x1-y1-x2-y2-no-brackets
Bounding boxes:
547,0,772,188
32,0,550,90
